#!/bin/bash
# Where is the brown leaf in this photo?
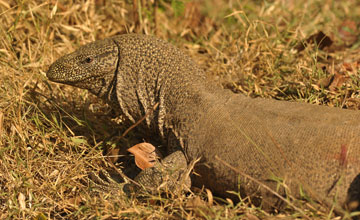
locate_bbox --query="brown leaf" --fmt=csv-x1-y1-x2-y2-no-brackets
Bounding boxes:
317,75,333,88
296,31,333,52
338,20,358,45
329,73,348,91
66,196,82,208
181,2,214,38
127,143,162,170
107,147,121,164
348,201,360,212
186,195,217,218
205,188,213,206
185,196,208,209
342,61,359,72
184,2,202,30
345,98,360,110
245,213,260,220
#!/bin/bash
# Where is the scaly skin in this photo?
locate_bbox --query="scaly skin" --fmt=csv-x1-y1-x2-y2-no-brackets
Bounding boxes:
47,34,360,217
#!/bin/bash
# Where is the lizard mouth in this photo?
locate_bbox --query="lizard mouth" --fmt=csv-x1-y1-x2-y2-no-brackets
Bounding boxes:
47,72,92,85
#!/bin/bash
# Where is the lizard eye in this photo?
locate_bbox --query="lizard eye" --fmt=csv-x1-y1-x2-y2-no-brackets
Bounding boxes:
85,57,93,63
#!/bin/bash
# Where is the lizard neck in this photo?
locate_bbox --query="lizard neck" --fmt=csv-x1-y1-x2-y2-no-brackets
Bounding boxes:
111,34,218,140
85,73,120,111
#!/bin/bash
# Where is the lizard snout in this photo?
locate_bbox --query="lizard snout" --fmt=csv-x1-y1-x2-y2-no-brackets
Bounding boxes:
47,60,72,82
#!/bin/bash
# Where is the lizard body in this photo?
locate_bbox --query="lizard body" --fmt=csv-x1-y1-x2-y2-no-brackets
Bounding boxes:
47,34,360,215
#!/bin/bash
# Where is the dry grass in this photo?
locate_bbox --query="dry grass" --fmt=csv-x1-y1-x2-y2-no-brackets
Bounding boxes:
1,0,360,219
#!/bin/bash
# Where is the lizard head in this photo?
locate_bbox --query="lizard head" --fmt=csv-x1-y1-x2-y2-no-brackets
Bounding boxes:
47,38,119,94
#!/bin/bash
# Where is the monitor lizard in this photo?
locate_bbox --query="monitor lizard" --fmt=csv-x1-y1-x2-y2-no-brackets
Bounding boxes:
47,34,360,216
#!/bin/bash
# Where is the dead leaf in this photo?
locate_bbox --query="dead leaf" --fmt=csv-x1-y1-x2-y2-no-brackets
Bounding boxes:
107,147,121,163
245,213,260,220
338,20,358,45
296,31,333,52
329,73,348,91
342,61,359,72
345,98,360,110
347,200,360,212
184,2,202,30
49,169,59,178
127,143,162,170
205,188,213,206
317,75,333,88
18,192,26,210
66,196,82,208
181,2,214,38
186,195,218,218
226,198,234,206
186,196,208,209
